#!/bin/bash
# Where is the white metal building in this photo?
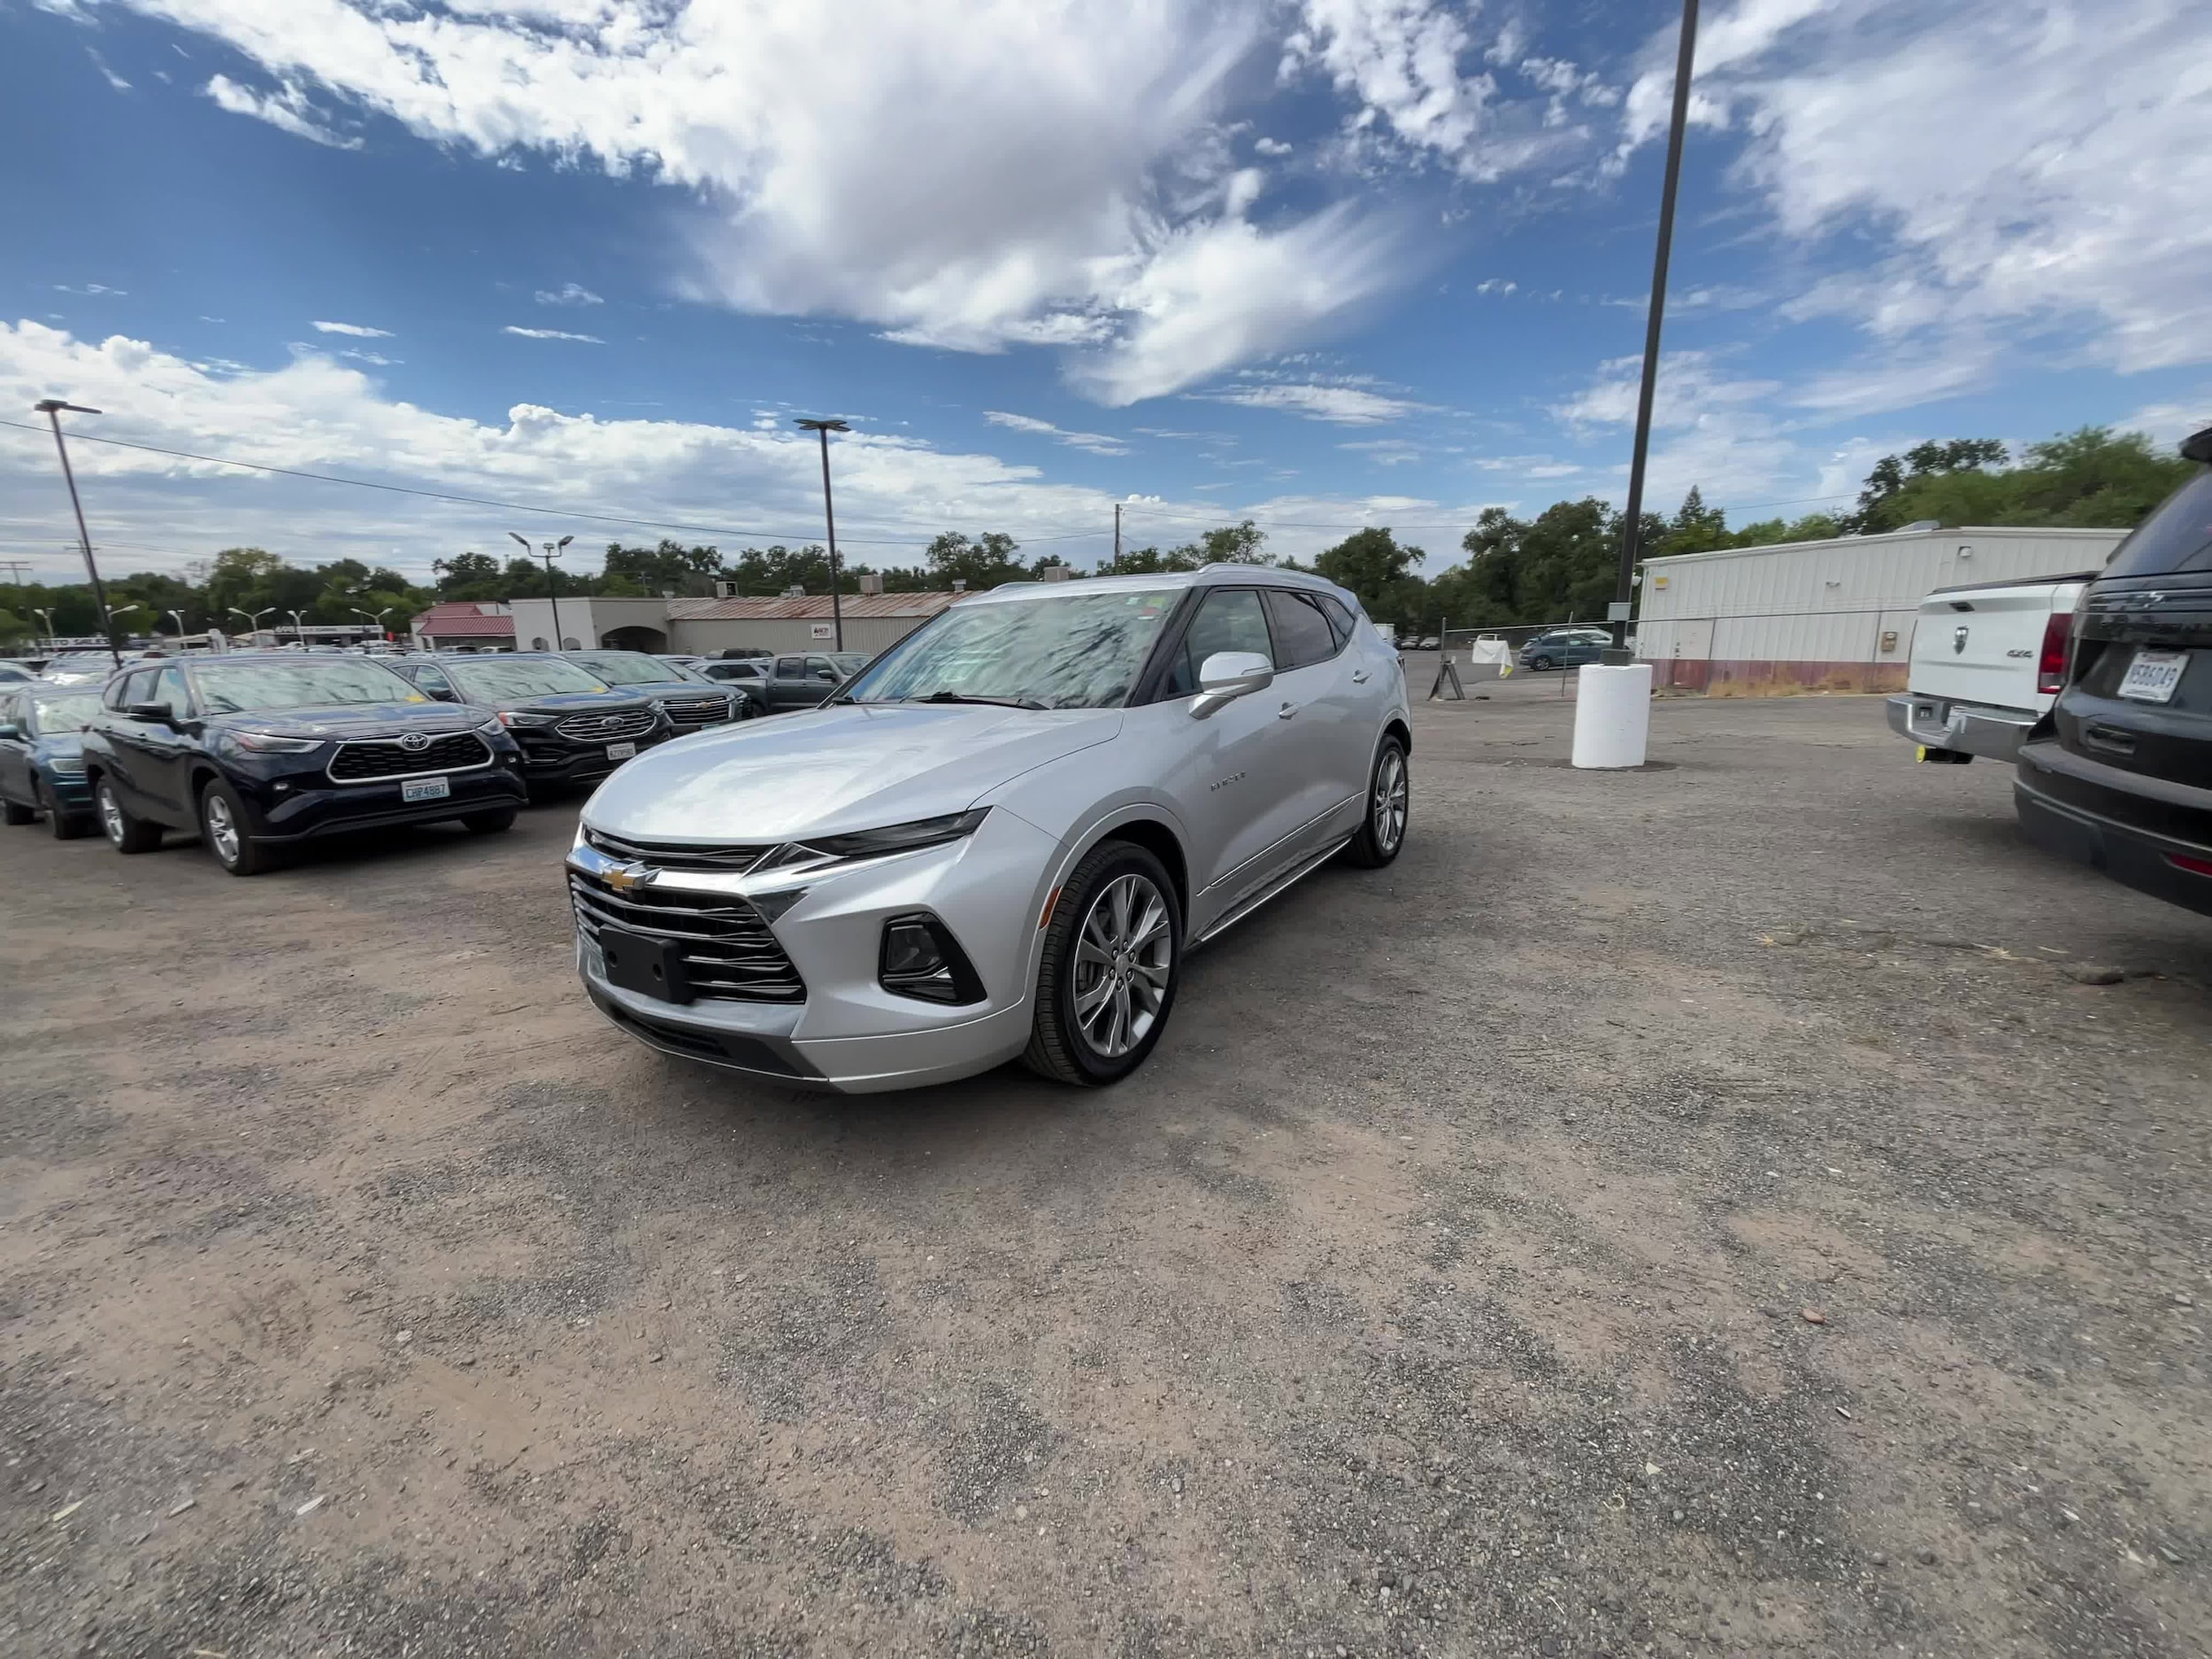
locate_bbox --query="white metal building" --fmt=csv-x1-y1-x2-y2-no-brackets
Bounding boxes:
1634,525,2125,695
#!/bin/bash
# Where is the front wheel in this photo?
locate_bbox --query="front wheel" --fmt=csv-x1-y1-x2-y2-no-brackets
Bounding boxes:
96,778,164,855
1531,654,1555,672
2,795,31,826
1341,736,1409,868
200,779,278,876
1022,840,1181,1087
41,781,88,840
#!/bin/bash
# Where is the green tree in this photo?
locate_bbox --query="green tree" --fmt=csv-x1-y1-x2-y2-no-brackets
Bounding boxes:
1316,527,1429,630
1655,487,1732,557
603,539,724,595
432,550,503,598
924,532,1026,589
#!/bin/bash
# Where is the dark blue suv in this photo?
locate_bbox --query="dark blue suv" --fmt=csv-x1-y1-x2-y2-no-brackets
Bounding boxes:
1517,629,1612,672
79,653,528,875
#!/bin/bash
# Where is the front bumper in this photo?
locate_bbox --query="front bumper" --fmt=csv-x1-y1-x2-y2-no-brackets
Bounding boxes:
245,763,527,841
38,765,93,813
1886,693,2038,762
517,730,672,786
569,807,1059,1093
2014,739,2212,918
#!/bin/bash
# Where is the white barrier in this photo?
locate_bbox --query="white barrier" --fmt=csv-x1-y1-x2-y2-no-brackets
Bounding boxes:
1571,662,1653,769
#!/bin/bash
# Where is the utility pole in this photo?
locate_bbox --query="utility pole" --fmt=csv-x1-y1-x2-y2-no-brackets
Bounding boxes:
795,419,849,650
511,532,572,649
0,559,29,588
1611,0,1701,652
34,398,122,668
1113,503,1121,568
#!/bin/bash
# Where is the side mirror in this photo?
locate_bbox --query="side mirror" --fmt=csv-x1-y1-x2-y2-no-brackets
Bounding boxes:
127,701,173,725
426,685,458,702
1190,650,1273,719
0,722,19,741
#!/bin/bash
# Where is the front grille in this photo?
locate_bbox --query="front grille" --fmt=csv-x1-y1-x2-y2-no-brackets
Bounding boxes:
328,731,493,782
585,827,779,873
664,696,732,727
555,708,657,742
571,872,807,1002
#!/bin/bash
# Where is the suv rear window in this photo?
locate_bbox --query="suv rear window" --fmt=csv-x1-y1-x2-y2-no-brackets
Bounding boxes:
2102,469,2212,579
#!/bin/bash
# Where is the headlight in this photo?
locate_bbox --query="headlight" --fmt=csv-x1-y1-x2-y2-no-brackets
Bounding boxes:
497,710,557,728
769,808,990,868
472,711,506,732
46,757,86,777
227,730,325,754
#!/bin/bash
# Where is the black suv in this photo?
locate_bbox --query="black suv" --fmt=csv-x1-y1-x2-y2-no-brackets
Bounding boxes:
2016,426,2212,918
560,649,744,730
79,653,527,875
388,653,673,797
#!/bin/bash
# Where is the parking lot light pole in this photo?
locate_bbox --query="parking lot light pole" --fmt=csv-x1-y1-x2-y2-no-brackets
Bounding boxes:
167,608,188,641
511,531,572,649
228,605,276,646
795,419,849,651
350,605,394,643
33,606,55,648
35,398,123,669
287,609,311,649
1610,0,1700,653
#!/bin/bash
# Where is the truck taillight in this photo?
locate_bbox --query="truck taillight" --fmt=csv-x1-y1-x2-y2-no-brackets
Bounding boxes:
2036,607,2073,695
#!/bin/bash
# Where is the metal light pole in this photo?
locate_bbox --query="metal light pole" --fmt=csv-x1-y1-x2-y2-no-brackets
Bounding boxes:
511,531,572,649
34,398,122,668
228,605,276,643
1610,0,1701,651
33,606,55,649
350,606,394,643
105,602,144,639
287,609,310,650
167,608,188,641
795,419,849,650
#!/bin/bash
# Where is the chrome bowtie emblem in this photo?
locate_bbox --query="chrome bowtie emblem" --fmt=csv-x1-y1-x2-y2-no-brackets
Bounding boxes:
397,731,433,752
1953,626,1970,655
603,861,658,893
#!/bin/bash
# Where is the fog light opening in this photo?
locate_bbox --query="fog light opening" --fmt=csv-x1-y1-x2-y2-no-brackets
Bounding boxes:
879,914,985,1005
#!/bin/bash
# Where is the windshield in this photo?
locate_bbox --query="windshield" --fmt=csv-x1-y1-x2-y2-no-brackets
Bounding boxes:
449,657,611,700
830,653,871,674
570,651,674,687
28,691,105,733
843,588,1179,710
194,658,422,714
2103,469,2212,579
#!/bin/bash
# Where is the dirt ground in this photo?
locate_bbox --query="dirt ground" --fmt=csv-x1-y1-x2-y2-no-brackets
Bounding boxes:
4,682,2208,1658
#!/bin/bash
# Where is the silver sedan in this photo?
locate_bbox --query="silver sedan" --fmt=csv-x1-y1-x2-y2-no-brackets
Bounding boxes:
568,568,1412,1092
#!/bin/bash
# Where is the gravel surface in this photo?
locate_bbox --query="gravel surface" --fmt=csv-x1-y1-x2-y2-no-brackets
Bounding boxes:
3,685,2208,1657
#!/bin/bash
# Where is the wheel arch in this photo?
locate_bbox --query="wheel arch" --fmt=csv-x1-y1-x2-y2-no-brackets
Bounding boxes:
1094,815,1189,925
1383,716,1411,757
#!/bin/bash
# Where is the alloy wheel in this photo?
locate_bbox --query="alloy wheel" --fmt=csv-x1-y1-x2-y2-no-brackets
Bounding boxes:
1071,872,1172,1059
98,783,126,845
204,791,242,866
1372,748,1408,854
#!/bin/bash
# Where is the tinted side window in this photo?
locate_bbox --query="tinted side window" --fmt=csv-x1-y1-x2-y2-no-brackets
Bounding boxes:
1164,589,1271,697
807,656,838,680
774,657,806,680
1264,589,1339,670
1318,595,1357,648
412,664,456,697
2102,469,2212,579
118,669,157,709
153,666,191,716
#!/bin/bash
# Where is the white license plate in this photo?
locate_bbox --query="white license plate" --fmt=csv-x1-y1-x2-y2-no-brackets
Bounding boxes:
2117,648,2188,704
402,775,450,803
606,741,637,760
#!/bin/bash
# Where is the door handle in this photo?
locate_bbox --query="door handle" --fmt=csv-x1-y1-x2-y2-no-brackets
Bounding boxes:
1351,671,1371,684
1278,702,1297,719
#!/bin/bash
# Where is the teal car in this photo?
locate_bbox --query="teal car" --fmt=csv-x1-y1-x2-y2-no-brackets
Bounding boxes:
1517,628,1614,672
0,685,104,838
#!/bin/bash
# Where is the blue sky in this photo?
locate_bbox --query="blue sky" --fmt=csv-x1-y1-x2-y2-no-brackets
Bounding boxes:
2,0,2206,585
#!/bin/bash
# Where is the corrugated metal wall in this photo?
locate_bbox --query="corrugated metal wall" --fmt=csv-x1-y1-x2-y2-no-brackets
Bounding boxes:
1636,526,2124,693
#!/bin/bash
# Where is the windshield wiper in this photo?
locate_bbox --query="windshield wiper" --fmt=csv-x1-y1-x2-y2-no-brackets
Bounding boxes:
910,691,1049,710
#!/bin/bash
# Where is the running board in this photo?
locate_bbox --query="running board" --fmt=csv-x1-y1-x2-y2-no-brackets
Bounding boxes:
1191,835,1355,948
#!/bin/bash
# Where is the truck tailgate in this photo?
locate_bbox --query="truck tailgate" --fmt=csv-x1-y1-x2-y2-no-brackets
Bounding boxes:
1909,580,2083,709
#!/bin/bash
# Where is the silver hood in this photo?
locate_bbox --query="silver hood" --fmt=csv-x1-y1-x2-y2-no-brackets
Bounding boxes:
582,702,1122,842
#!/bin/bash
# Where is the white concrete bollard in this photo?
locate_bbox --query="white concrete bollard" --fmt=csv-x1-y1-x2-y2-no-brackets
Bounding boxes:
1571,662,1653,769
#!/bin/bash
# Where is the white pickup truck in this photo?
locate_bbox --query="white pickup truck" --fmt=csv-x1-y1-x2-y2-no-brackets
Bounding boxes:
1886,572,2094,763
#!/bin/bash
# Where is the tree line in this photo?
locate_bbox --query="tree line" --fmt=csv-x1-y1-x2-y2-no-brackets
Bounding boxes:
1,426,2187,647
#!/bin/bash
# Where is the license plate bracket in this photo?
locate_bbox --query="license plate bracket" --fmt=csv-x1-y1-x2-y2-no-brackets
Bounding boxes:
598,926,693,1004
2117,647,2188,704
401,775,451,803
606,741,638,760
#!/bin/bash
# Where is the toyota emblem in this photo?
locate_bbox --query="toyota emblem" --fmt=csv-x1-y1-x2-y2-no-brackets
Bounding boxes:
1953,625,1970,655
398,731,432,752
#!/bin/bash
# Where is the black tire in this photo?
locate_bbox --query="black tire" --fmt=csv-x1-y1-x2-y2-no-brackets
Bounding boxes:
1531,654,1555,672
198,777,278,876
735,695,760,720
1022,839,1181,1087
2,795,31,826
96,777,163,855
462,808,517,834
1341,735,1409,868
40,781,89,840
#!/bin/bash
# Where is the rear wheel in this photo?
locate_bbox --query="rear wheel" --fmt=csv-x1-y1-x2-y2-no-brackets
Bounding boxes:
199,778,277,876
462,808,517,833
96,778,163,855
1341,736,1409,868
1531,654,1555,672
1022,840,1180,1087
40,781,88,840
2,795,31,826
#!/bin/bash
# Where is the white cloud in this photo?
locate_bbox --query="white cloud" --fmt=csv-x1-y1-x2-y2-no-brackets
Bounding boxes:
311,320,390,338
338,348,396,366
55,284,127,297
87,47,131,91
503,326,604,343
1203,380,1426,424
2116,396,2212,449
535,283,603,307
1254,136,1293,157
982,411,1130,457
204,73,360,150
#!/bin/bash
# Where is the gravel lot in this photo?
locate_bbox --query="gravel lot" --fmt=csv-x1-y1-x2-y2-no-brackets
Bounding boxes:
4,682,2208,1657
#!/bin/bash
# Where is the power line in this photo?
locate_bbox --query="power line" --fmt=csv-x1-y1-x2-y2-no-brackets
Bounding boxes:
0,419,1108,549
